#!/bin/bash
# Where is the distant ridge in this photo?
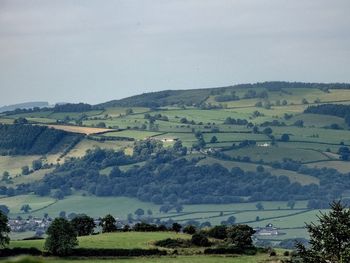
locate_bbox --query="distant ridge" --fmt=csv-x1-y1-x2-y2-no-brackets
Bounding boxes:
98,81,350,108
0,101,49,113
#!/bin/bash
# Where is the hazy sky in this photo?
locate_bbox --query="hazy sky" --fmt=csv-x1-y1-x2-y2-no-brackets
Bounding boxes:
1,0,350,106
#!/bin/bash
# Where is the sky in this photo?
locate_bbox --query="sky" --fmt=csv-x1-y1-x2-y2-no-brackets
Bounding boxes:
0,0,350,106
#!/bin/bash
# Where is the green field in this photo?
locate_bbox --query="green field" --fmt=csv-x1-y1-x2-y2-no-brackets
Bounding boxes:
0,155,42,175
1,254,288,263
223,146,329,163
197,157,319,185
10,232,191,250
64,139,133,159
2,193,317,241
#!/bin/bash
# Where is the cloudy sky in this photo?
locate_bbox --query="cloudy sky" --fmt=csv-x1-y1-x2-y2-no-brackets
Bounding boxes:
0,0,349,106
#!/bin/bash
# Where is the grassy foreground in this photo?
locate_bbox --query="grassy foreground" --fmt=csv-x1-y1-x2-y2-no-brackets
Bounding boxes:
5,232,290,263
0,254,288,263
10,232,191,250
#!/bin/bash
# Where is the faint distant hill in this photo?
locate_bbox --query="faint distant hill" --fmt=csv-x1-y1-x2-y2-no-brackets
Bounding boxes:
98,81,350,108
0,101,49,113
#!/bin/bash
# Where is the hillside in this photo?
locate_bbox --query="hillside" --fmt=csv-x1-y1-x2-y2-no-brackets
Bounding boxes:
0,101,49,113
99,81,350,107
1,81,350,247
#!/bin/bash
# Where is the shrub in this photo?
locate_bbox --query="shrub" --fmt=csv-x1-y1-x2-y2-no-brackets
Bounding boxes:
191,233,211,247
183,225,197,235
154,238,190,248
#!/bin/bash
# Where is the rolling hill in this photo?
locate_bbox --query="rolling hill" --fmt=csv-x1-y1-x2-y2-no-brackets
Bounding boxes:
1,81,350,246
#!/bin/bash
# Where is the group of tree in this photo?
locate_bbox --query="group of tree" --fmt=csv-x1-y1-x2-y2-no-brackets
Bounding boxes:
0,124,80,155
214,91,240,102
5,141,347,207
223,117,249,125
305,104,350,126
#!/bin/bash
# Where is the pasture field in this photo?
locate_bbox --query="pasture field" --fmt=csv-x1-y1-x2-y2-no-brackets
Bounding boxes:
8,111,53,119
0,155,42,175
64,139,132,159
202,132,268,143
10,232,191,250
197,157,319,185
27,117,57,124
223,146,329,163
0,195,55,214
207,88,350,108
102,130,163,140
48,110,104,120
3,193,316,240
306,160,350,173
21,255,288,263
0,118,14,124
3,168,54,186
277,141,341,153
102,107,150,117
44,124,114,135
286,113,347,128
272,126,350,145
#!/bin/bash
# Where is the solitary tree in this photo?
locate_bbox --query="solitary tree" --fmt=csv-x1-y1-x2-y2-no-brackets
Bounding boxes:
175,204,183,213
226,215,236,225
295,201,350,262
2,171,10,182
263,127,273,135
134,208,145,218
172,222,182,233
183,225,196,235
71,215,95,236
21,166,30,175
227,224,255,248
0,211,10,248
210,136,218,143
287,200,296,210
32,160,42,171
281,133,290,142
0,205,9,216
44,217,78,256
147,209,153,216
256,202,264,211
100,214,117,233
20,204,32,213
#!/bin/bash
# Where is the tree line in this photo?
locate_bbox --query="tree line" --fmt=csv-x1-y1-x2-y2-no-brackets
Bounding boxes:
304,104,350,126
0,124,81,155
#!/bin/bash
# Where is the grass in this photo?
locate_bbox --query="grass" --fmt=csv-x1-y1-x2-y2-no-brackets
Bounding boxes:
102,130,163,140
10,232,191,250
1,254,289,263
1,195,55,215
197,157,319,185
0,118,14,124
64,139,132,159
44,124,114,135
224,146,328,163
306,160,350,173
287,113,347,128
26,196,160,219
273,126,350,145
0,155,42,175
5,168,54,186
202,133,268,143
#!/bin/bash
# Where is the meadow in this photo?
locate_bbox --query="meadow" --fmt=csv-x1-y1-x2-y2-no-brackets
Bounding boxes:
2,193,315,241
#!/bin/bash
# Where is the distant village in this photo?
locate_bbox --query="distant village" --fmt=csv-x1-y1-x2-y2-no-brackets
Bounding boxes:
8,213,281,239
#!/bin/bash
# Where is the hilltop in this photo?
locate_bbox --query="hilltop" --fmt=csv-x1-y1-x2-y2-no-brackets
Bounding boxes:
98,81,350,108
